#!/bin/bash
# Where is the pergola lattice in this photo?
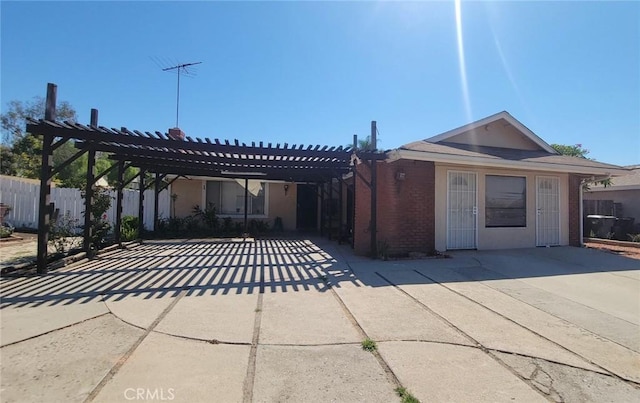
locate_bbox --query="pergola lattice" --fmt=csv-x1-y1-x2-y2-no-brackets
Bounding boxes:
26,83,384,273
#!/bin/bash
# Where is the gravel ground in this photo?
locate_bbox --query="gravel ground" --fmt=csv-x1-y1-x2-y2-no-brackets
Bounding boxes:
584,241,640,260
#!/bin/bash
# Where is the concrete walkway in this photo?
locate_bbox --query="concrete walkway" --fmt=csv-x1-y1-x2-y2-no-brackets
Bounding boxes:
1,238,639,402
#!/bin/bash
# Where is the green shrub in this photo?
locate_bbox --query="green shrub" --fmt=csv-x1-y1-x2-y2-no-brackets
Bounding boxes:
0,224,14,238
49,212,80,254
121,216,139,241
193,203,218,232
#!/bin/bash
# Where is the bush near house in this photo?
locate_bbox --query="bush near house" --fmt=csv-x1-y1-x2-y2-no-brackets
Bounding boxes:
151,205,270,239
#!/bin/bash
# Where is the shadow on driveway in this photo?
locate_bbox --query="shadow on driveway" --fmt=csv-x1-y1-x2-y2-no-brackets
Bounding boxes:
1,238,638,309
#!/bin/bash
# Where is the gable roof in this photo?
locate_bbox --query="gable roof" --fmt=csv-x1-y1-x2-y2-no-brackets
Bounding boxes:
425,111,558,154
388,112,629,176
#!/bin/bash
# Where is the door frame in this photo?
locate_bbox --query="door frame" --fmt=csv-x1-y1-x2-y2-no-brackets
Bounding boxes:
446,170,478,250
535,175,561,246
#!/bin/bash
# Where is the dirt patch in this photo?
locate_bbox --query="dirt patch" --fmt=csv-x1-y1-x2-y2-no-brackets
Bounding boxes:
584,241,640,260
0,233,82,268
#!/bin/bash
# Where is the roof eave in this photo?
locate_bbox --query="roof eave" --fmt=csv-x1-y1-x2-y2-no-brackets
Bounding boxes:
586,184,640,192
387,149,629,176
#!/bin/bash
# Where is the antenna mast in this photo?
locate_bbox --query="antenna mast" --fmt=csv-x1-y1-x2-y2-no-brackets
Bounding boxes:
162,61,202,128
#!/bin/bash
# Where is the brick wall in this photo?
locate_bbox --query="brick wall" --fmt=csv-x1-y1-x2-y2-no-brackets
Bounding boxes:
568,174,582,246
353,159,435,256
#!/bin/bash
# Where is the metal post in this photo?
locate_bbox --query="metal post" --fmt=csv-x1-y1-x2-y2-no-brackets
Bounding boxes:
36,83,56,274
115,160,124,245
370,121,377,258
138,169,146,239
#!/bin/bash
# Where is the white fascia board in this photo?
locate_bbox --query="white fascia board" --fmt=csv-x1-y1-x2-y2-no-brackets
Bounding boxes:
425,111,558,154
501,112,558,154
388,149,629,176
586,185,640,192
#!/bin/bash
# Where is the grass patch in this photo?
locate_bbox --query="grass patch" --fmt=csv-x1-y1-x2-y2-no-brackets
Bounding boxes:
361,338,377,352
395,387,419,403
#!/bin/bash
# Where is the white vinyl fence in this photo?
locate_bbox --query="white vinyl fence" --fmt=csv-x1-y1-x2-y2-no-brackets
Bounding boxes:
0,175,170,231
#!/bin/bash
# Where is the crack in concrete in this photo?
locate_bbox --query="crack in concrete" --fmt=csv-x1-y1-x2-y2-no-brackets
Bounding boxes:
410,268,640,388
376,270,553,401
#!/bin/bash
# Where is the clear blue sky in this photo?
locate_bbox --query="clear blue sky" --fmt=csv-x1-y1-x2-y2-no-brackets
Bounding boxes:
2,1,638,165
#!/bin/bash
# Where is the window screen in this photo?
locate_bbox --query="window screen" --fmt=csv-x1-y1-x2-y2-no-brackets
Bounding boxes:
485,175,526,227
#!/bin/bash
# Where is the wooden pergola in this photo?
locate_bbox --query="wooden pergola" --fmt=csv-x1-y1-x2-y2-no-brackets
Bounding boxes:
27,83,384,274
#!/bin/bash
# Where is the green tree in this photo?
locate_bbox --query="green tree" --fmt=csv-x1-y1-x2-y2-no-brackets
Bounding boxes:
550,143,590,158
552,143,611,188
0,145,15,175
1,97,76,145
1,96,80,183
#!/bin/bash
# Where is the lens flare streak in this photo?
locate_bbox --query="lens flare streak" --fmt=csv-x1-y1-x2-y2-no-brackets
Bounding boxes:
455,0,472,121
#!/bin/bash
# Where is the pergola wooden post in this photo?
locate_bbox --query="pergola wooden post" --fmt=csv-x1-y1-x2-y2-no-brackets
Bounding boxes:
28,82,384,270
153,173,161,232
115,160,125,245
328,179,334,240
138,168,146,239
83,109,98,252
370,121,378,258
36,83,56,274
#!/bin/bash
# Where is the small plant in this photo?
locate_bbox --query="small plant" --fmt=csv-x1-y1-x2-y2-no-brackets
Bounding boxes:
49,212,80,254
628,233,640,243
183,215,200,232
395,387,420,403
81,186,113,250
121,215,139,241
167,216,184,233
193,203,219,232
0,223,14,238
222,217,234,235
377,239,390,260
361,338,377,352
249,219,270,236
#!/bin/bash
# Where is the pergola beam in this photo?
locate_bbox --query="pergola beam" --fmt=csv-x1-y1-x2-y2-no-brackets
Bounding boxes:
28,83,386,269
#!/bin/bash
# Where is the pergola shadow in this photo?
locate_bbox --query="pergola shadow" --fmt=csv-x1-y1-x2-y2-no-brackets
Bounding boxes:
0,238,359,308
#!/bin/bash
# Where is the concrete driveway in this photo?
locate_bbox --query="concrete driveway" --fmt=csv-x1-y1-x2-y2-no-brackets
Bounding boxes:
1,238,639,402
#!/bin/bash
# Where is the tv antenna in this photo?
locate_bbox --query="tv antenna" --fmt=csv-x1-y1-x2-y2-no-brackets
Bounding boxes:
153,58,202,128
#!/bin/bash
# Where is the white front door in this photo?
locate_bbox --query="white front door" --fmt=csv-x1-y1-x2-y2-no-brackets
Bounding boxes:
536,176,560,246
447,171,477,249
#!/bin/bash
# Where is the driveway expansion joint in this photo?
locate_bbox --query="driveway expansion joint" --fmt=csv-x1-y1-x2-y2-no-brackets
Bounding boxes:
83,287,188,403
413,267,640,386
376,270,555,401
